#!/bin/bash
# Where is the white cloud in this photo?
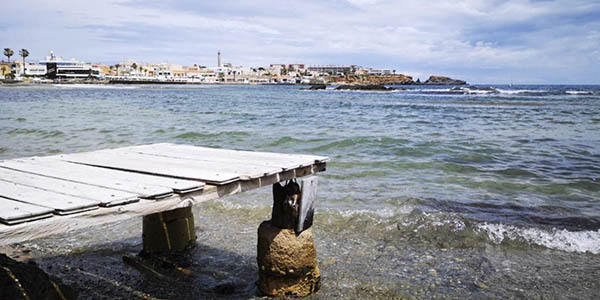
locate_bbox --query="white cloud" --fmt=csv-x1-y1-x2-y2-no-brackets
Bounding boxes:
2,0,599,83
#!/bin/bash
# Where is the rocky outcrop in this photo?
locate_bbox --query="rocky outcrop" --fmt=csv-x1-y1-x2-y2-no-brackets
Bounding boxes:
327,74,413,85
0,253,78,300
336,84,395,91
423,76,467,85
257,221,320,297
306,84,326,90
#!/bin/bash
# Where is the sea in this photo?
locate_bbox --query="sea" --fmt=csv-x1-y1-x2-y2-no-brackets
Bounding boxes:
1,84,599,299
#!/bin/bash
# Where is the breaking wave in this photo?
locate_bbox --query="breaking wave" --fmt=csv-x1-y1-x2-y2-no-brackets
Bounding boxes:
316,206,600,255
404,87,599,97
476,223,600,254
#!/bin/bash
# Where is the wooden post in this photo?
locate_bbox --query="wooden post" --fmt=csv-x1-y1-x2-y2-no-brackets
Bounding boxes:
257,176,320,297
142,206,196,255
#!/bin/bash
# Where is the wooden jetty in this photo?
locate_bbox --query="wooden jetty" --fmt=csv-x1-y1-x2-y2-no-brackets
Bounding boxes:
0,143,328,245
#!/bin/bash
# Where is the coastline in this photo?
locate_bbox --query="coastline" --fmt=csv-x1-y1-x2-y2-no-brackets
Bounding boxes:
1,75,468,86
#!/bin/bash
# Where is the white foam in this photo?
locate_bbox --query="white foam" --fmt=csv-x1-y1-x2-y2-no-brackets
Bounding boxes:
566,90,593,95
410,88,495,94
411,88,455,93
476,223,600,254
338,208,399,219
495,89,546,95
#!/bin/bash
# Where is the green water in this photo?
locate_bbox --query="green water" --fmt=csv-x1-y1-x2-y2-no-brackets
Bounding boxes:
1,84,599,299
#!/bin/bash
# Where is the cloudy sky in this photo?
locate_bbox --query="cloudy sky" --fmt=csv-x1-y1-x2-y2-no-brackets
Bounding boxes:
1,0,599,83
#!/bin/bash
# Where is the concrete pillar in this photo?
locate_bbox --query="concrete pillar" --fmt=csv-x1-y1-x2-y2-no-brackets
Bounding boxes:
257,177,320,296
142,206,196,255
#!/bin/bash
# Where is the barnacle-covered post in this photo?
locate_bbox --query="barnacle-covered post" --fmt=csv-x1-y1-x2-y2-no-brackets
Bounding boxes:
257,176,320,297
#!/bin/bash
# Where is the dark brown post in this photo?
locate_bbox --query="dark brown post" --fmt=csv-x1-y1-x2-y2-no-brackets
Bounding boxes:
142,206,196,255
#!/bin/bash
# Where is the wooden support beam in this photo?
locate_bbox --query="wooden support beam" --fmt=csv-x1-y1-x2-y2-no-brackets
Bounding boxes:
142,206,196,255
297,176,317,234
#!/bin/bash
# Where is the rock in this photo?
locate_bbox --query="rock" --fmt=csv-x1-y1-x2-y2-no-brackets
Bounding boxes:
327,74,413,85
0,253,78,300
423,75,467,85
307,84,326,90
257,221,320,297
335,84,395,91
474,280,489,289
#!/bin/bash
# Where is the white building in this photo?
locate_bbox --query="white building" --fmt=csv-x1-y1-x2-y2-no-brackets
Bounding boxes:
40,51,102,79
366,68,396,75
24,63,47,76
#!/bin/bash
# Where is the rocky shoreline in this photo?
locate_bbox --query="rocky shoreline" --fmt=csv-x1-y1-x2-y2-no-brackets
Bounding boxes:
301,75,468,92
324,75,467,86
421,76,467,85
2,74,467,87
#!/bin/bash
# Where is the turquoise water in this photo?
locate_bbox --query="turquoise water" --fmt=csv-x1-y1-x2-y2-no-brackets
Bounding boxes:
1,84,600,298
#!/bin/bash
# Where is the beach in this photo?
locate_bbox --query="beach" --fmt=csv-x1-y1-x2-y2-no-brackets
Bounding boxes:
1,84,599,299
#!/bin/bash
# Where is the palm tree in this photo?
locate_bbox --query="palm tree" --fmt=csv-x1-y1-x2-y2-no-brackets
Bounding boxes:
115,64,120,76
131,63,137,76
4,48,14,62
19,49,29,75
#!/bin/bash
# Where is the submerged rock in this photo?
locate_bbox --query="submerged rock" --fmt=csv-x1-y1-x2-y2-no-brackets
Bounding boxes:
335,84,395,91
423,76,467,85
0,253,77,300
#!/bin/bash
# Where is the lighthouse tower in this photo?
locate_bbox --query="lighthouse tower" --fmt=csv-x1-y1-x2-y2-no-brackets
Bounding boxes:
217,51,221,67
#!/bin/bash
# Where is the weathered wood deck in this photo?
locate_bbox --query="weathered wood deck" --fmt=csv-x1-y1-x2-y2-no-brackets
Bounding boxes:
0,143,328,245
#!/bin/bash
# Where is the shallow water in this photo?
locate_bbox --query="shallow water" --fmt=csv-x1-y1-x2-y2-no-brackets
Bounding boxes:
1,84,600,299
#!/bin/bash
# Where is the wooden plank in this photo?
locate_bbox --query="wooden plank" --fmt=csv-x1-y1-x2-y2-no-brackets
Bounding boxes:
0,180,99,214
0,161,327,245
0,158,175,198
0,196,54,225
55,151,241,184
0,168,139,207
120,144,295,172
124,143,329,170
297,176,317,233
31,158,204,194
108,148,284,177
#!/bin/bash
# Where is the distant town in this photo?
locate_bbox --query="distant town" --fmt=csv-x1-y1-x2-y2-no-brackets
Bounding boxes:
1,48,466,85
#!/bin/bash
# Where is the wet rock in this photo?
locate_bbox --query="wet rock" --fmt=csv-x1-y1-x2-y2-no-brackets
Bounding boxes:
0,253,77,300
423,76,467,85
257,221,320,297
335,84,396,91
212,280,243,295
474,280,489,289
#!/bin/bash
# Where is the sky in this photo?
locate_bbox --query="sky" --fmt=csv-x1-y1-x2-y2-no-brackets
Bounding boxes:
1,0,599,84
